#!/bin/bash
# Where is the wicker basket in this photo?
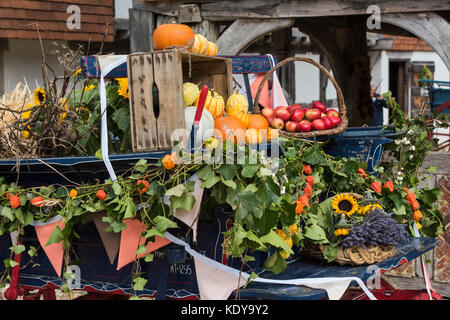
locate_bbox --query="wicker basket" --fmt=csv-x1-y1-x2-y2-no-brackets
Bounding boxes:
304,242,397,266
252,56,348,138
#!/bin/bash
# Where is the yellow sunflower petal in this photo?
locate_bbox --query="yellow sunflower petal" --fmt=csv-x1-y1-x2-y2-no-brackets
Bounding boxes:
331,193,359,217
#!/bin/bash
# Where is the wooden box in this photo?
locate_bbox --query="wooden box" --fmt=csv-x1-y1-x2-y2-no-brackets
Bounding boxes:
127,49,233,152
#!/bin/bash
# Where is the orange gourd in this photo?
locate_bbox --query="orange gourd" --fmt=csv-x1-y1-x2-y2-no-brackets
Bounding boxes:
214,116,246,143
247,114,269,130
227,107,249,127
152,23,195,51
190,34,209,54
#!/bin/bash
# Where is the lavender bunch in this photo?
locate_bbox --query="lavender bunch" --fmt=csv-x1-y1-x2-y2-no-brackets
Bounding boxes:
341,208,410,248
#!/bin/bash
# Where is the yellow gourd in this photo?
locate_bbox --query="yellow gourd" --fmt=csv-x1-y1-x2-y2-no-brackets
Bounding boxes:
206,91,225,118
227,106,249,127
226,90,248,113
183,82,200,106
190,34,209,55
206,41,218,56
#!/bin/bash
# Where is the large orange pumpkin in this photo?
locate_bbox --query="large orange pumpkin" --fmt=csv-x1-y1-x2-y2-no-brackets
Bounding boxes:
152,24,195,50
227,107,249,127
214,116,246,143
247,114,269,130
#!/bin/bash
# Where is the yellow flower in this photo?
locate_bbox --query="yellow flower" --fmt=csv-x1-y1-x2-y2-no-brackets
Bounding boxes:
116,78,129,99
33,87,46,106
22,104,33,120
85,84,96,91
358,203,383,215
416,222,422,230
58,98,69,123
334,228,350,237
331,194,359,217
22,130,30,139
204,136,219,151
73,68,82,77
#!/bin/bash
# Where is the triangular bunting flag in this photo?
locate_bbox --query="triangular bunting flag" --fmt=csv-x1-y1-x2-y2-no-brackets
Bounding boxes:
193,256,247,300
92,212,121,265
173,177,204,242
34,217,65,277
271,70,288,108
250,74,271,109
117,218,171,270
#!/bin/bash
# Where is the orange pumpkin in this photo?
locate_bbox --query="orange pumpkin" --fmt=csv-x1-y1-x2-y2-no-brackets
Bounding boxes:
245,128,264,145
227,107,249,127
247,114,269,130
152,23,195,51
214,116,246,143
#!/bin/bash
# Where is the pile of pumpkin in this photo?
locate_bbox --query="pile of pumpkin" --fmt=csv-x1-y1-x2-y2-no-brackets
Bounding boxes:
183,82,279,145
152,23,217,56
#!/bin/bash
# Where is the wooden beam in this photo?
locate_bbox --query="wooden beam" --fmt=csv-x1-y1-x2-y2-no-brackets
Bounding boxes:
216,18,295,55
381,12,450,70
137,1,450,20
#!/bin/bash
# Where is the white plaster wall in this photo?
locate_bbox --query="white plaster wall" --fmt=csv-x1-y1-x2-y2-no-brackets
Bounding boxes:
3,39,66,93
115,0,133,19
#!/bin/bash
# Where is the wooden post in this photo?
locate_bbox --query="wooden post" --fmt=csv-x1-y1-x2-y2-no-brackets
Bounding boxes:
129,8,155,53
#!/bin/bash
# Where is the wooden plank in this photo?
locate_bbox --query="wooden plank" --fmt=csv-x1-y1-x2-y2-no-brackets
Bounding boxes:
128,53,159,152
152,50,185,151
129,8,155,53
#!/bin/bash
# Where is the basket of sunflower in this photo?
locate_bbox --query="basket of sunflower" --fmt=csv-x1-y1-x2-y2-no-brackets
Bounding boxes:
303,193,410,265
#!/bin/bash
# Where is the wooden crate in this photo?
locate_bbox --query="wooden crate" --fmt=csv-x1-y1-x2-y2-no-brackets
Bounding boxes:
127,49,233,152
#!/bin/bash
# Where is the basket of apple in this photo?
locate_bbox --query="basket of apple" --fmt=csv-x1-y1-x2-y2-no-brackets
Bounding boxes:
253,57,348,138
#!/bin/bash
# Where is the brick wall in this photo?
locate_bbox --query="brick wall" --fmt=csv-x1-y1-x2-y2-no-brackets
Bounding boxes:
0,0,114,42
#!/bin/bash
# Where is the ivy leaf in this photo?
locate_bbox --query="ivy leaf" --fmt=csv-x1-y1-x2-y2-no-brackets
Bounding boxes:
136,245,147,255
112,182,123,196
216,164,235,180
254,208,279,236
165,184,185,197
154,216,178,233
133,277,148,291
45,225,64,247
263,252,287,275
9,244,25,255
393,205,407,216
14,208,24,224
241,164,259,178
222,179,236,190
303,141,325,165
260,230,293,254
124,199,136,219
134,159,147,173
323,244,339,262
197,165,214,181
1,207,14,221
304,224,329,243
200,175,221,189
171,190,195,211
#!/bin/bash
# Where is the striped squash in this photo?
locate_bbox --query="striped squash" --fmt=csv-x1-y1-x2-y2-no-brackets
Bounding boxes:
226,90,248,113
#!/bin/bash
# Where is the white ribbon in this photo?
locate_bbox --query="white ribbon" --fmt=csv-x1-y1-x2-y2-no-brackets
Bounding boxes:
165,232,377,300
96,55,128,181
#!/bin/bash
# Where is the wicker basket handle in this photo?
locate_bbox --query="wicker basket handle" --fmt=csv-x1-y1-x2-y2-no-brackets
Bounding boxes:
252,57,348,136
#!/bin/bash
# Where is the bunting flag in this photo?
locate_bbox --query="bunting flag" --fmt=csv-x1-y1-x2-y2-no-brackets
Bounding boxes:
32,215,65,277
92,212,121,265
193,255,248,300
173,177,204,242
270,69,289,108
116,218,171,270
250,74,271,109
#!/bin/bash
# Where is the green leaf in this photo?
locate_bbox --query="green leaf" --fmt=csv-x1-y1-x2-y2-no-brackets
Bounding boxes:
112,182,123,196
201,175,221,189
303,141,326,165
45,225,64,247
1,207,14,221
133,277,148,291
241,165,259,178
95,148,103,160
171,190,195,211
197,165,214,181
144,253,154,262
134,159,147,173
9,244,25,255
304,224,329,243
165,184,185,197
260,230,293,254
154,216,178,233
254,208,279,236
136,245,147,255
392,205,407,216
222,179,237,190
144,227,166,239
14,208,24,224
263,252,287,275
216,164,236,180
124,199,136,219
323,244,339,262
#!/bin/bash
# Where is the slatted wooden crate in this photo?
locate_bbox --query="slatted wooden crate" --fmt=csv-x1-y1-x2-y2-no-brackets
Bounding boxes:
127,49,233,152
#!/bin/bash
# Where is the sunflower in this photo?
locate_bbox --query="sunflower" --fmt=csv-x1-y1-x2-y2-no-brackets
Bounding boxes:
331,193,359,217
22,104,33,120
58,98,69,123
116,78,129,99
33,87,46,106
361,203,383,215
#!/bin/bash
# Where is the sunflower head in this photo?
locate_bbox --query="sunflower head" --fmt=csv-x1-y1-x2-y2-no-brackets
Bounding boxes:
115,78,129,99
331,193,359,217
358,203,383,215
33,87,46,106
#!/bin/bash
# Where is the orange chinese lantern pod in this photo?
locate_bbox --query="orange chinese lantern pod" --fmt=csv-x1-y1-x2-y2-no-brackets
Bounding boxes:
152,23,195,50
136,179,150,195
370,181,382,194
406,192,417,205
305,175,314,186
384,180,394,192
274,229,287,239
303,165,312,175
69,189,78,199
303,183,313,198
96,190,107,201
31,196,44,207
402,187,410,194
413,210,423,221
357,168,367,178
162,154,176,170
10,195,21,209
410,200,420,211
287,224,298,235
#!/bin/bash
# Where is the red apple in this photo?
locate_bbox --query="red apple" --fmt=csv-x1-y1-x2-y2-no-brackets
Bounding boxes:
285,121,298,133
270,117,285,130
321,113,327,118
275,106,290,121
328,116,341,127
266,115,275,124
312,119,326,131
297,120,312,132
305,108,322,121
287,104,302,113
303,107,311,113
326,109,339,118
261,107,275,119
290,109,304,122
321,116,333,129
312,101,327,113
